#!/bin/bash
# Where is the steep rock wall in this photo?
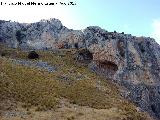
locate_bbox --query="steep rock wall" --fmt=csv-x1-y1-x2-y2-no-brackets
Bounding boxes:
85,27,160,119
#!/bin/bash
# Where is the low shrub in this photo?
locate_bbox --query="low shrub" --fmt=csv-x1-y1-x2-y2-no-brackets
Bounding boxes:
28,51,39,59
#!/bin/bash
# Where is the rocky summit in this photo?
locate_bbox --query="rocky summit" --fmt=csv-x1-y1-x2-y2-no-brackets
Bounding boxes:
0,18,160,119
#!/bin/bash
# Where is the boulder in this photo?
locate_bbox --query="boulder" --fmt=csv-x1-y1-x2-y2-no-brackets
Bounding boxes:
28,51,39,59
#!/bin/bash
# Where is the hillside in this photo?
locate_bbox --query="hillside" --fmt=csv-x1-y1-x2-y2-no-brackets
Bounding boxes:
0,18,160,119
0,44,153,120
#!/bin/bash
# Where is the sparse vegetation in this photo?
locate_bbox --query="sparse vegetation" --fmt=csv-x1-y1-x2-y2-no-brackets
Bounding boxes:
0,44,152,120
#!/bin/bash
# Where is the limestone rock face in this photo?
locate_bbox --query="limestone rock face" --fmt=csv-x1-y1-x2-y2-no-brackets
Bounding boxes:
25,18,69,49
84,26,160,119
0,18,160,119
0,20,24,48
0,19,85,50
58,30,85,49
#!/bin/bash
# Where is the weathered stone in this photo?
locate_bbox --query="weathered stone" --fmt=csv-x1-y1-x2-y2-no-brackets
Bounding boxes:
74,49,93,65
11,59,57,72
84,26,160,119
59,30,85,49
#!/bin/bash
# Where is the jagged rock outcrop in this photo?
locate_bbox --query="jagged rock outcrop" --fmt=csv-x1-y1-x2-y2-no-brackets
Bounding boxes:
74,49,93,65
25,19,69,49
85,26,160,119
0,18,160,119
0,18,84,49
0,20,25,48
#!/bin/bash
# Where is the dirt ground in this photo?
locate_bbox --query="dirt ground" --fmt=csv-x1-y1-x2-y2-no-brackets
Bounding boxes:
0,99,132,120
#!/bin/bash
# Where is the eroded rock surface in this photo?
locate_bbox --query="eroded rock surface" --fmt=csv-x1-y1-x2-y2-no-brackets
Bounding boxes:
84,26,160,119
0,19,84,50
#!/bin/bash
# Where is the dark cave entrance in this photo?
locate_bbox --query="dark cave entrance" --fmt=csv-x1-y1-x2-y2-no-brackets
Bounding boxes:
98,61,118,78
74,49,93,65
74,43,79,49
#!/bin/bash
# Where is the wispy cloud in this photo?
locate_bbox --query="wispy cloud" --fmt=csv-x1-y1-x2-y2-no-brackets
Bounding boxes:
151,19,160,44
120,24,130,33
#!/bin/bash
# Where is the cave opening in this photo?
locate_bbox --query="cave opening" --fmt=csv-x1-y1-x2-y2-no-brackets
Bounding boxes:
74,43,79,49
117,40,125,58
151,104,157,114
74,49,93,65
98,61,118,78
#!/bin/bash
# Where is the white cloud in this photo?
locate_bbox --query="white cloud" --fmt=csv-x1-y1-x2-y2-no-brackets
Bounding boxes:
0,0,81,29
151,19,160,44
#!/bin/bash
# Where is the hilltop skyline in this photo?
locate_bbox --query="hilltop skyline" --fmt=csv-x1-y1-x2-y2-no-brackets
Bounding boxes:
0,0,160,44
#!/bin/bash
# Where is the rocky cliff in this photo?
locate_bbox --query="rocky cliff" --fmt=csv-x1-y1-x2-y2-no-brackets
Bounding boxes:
0,18,84,49
85,27,160,119
0,18,160,119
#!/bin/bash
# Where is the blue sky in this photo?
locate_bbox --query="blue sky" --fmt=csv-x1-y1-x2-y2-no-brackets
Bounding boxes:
0,0,160,44
69,0,160,44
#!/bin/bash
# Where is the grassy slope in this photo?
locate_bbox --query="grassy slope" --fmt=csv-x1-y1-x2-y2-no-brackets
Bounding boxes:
0,44,152,120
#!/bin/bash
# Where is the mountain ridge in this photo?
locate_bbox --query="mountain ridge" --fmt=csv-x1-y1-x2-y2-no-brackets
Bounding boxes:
0,18,160,119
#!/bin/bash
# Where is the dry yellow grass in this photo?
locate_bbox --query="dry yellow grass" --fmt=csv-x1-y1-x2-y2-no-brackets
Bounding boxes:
0,44,153,120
